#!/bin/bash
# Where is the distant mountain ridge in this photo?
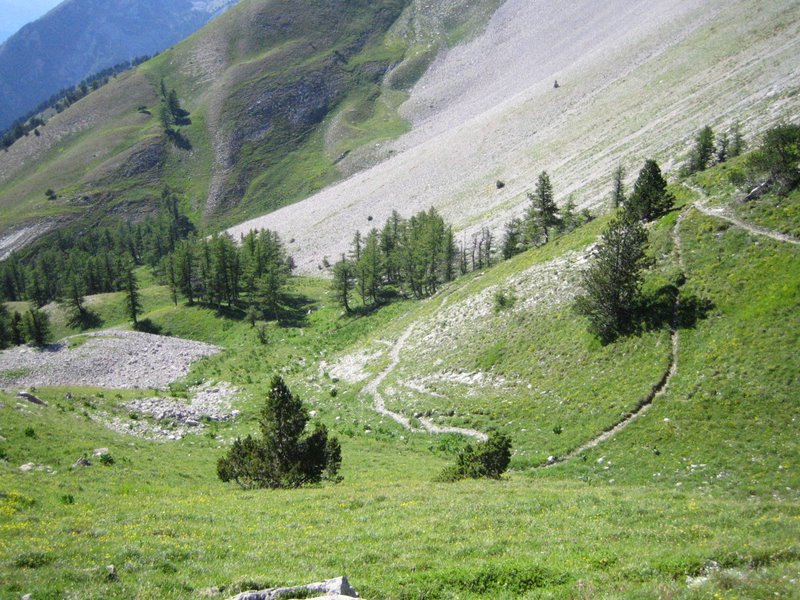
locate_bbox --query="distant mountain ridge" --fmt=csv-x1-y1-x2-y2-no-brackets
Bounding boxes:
0,0,239,131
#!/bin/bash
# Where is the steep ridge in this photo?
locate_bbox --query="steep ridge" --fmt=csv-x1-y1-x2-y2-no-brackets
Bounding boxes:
228,0,800,273
0,0,239,131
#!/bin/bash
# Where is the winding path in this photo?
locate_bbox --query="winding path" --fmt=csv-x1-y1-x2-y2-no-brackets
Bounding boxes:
360,294,488,441
687,182,800,246
546,207,690,466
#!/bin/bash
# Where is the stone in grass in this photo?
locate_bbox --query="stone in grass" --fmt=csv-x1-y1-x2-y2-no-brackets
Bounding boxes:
93,448,109,457
230,576,359,600
73,456,91,468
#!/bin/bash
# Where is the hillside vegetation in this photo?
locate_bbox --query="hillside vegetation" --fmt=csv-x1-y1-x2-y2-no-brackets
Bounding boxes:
1,151,798,597
0,0,500,255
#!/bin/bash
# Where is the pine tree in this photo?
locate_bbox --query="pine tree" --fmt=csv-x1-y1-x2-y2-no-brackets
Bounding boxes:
729,121,746,158
625,160,675,222
217,376,341,489
61,276,88,329
331,255,355,313
687,125,716,173
574,212,652,343
22,307,51,347
123,259,142,327
528,171,560,243
611,165,626,209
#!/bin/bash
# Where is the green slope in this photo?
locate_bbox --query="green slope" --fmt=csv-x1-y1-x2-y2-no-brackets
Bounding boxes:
1,159,798,598
0,0,501,240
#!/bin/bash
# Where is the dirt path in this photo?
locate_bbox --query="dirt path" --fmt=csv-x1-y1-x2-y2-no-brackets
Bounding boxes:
687,183,800,246
546,208,690,466
360,294,488,441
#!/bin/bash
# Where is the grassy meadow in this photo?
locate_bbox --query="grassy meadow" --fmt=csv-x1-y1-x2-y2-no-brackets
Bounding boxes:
1,165,800,598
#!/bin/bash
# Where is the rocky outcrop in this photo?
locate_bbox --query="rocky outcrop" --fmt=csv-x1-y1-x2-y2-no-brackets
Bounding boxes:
230,576,359,600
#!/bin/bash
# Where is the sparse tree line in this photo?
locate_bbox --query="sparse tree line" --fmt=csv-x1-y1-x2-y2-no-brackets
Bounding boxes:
331,208,459,312
1,56,152,151
575,121,799,344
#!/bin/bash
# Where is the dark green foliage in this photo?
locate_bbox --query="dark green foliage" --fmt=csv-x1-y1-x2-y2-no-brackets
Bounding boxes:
728,121,746,158
217,376,341,489
624,160,675,222
0,187,195,307
22,307,51,347
611,165,626,209
527,171,561,243
747,123,800,193
331,255,356,313
686,125,716,174
574,212,652,343
122,260,142,327
439,432,512,481
98,453,114,466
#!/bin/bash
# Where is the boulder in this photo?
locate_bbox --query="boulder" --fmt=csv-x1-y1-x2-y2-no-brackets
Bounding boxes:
230,576,359,600
73,457,91,468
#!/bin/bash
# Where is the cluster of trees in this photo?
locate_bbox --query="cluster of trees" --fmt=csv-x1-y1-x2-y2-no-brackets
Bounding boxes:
501,171,593,260
1,56,151,151
575,160,674,343
683,122,746,175
217,376,341,489
0,305,52,349
0,187,193,307
331,208,458,311
165,228,292,320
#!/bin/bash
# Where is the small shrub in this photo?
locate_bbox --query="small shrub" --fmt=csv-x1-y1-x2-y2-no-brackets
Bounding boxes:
493,289,516,312
438,432,512,482
553,425,563,435
0,447,7,461
14,551,51,569
496,180,505,189
60,494,75,505
24,426,36,438
99,453,114,466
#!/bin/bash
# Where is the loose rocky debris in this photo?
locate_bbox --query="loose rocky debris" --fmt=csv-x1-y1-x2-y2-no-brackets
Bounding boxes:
229,576,359,600
19,463,56,474
0,329,220,389
96,383,241,441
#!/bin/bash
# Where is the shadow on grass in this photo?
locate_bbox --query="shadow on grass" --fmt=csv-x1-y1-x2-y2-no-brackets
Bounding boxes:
638,284,715,332
276,292,316,328
134,318,163,335
66,308,103,331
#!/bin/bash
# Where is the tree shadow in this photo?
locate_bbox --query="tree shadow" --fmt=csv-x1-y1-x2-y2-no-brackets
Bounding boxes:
67,308,103,331
637,284,714,332
134,318,163,335
276,292,316,328
167,129,192,150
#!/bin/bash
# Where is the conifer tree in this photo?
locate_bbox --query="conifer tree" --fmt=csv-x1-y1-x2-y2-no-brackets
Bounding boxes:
687,125,716,173
217,376,341,489
528,171,560,243
123,259,142,327
22,307,51,347
331,255,355,313
625,160,675,222
574,212,652,343
611,165,626,209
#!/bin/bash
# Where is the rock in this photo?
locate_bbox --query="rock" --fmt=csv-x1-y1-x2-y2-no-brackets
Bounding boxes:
22,594,32,600
73,457,91,468
17,391,47,406
106,564,118,581
19,463,36,472
93,448,109,457
229,576,359,600
546,455,557,465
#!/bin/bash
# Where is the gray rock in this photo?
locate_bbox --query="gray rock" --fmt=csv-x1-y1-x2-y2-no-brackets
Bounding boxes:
17,391,47,406
93,448,109,457
73,457,91,468
230,576,359,600
19,463,35,472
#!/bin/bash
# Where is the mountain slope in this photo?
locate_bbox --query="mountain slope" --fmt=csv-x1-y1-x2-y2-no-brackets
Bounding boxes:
0,0,239,131
229,0,800,273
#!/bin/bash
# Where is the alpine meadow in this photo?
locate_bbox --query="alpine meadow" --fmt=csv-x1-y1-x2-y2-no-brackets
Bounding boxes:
0,0,799,599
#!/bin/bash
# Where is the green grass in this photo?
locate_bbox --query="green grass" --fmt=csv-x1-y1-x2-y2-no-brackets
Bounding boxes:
2,162,800,597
